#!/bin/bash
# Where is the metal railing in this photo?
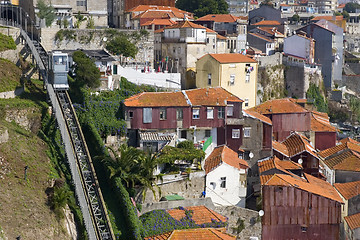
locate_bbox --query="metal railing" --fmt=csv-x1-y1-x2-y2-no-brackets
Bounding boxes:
0,6,114,240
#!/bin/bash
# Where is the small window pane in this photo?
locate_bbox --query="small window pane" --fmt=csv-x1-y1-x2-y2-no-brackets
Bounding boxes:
193,108,200,119
160,108,167,120
220,177,226,188
207,107,214,119
218,107,225,119
232,129,240,138
244,127,251,137
205,129,211,138
227,105,233,116
176,109,183,120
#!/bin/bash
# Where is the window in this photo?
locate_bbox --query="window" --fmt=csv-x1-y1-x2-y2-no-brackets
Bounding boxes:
160,108,167,120
76,0,86,6
232,129,240,138
229,74,235,85
143,108,152,123
244,127,251,137
245,73,250,83
220,177,226,188
173,47,176,53
206,38,209,43
227,105,233,116
229,64,236,68
207,107,214,119
128,111,134,119
181,130,187,138
244,99,249,107
218,107,225,119
205,129,211,138
208,73,212,85
192,108,200,119
176,109,183,120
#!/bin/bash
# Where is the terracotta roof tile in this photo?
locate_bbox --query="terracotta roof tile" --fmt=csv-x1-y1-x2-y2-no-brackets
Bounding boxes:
124,87,241,107
146,228,235,240
204,145,248,174
257,27,284,37
323,150,360,171
248,98,308,114
311,111,337,132
272,140,289,157
127,5,192,17
217,34,227,40
282,132,318,158
258,156,302,175
196,14,240,23
318,142,348,159
141,19,176,26
205,53,257,64
340,137,359,145
243,109,272,125
265,173,343,202
312,15,343,21
167,206,227,225
344,212,360,230
334,181,360,200
260,174,273,185
124,92,188,107
154,28,165,33
252,20,281,26
165,21,212,31
248,32,274,42
185,87,243,106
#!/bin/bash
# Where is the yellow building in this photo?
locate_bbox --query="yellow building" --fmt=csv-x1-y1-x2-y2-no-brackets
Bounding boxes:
196,53,258,109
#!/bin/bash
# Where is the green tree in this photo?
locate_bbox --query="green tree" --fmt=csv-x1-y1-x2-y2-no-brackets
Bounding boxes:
342,10,350,19
102,145,161,200
106,35,138,63
334,11,342,16
292,14,300,22
36,0,56,27
306,83,328,113
86,16,95,29
175,0,228,17
72,50,100,88
344,2,360,13
74,11,87,28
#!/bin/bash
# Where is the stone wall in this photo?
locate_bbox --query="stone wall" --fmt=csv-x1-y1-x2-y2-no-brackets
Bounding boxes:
215,206,262,240
137,171,205,204
140,197,214,214
0,88,24,99
40,28,155,68
257,64,286,103
4,107,42,133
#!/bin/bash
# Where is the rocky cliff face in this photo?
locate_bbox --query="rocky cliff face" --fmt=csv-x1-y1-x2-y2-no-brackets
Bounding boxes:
4,107,42,133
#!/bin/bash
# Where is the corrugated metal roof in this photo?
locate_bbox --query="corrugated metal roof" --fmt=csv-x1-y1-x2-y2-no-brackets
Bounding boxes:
140,131,175,142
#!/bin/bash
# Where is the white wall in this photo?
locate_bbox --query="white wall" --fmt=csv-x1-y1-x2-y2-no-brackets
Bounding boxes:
206,163,247,207
117,65,181,89
284,35,310,59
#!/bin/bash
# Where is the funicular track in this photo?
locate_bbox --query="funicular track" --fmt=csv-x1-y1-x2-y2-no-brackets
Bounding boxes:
56,90,114,240
0,4,115,239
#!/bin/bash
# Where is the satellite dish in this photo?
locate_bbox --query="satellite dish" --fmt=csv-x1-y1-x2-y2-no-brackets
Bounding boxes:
249,152,254,159
103,37,108,42
259,210,264,217
298,158,303,165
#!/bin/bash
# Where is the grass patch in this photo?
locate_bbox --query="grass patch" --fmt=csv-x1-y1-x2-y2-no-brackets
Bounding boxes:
0,58,22,92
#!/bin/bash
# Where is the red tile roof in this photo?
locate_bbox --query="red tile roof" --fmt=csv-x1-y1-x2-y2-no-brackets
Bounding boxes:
252,20,281,26
124,91,188,107
141,19,176,26
248,98,308,114
167,206,227,225
323,150,360,171
272,141,289,157
204,145,248,174
345,212,360,230
282,132,318,158
124,87,242,107
339,137,358,145
257,27,284,37
127,5,191,17
265,173,343,202
312,15,343,21
258,156,302,175
248,32,274,42
243,109,272,125
205,53,258,64
145,228,235,240
311,111,337,132
196,14,240,23
185,87,243,106
334,181,360,200
165,20,209,30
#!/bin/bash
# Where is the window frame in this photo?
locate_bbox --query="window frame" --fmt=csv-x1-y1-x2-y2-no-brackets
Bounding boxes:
192,108,200,119
208,73,212,85
176,108,183,120
159,108,167,120
220,177,226,188
207,107,214,119
244,127,251,138
218,107,225,119
230,74,235,85
232,129,240,139
227,105,234,117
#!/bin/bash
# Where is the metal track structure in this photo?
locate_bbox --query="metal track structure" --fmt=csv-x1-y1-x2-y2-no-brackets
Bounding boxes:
0,4,115,240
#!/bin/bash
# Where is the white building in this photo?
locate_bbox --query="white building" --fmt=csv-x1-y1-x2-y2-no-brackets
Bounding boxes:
283,33,315,64
204,145,249,207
